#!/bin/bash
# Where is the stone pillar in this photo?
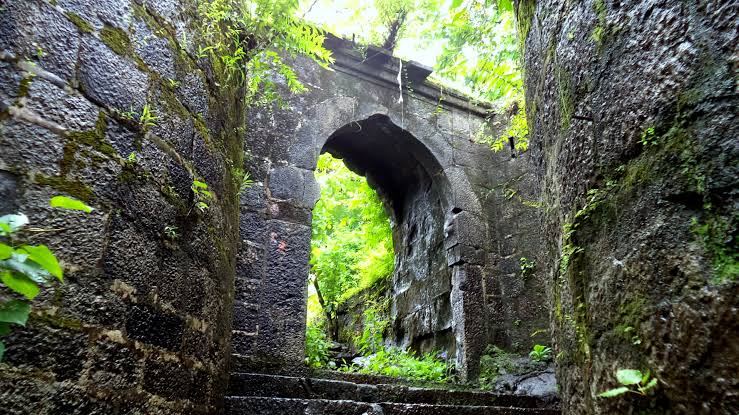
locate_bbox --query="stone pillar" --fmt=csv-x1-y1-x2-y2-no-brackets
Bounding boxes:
235,163,319,373
445,210,487,381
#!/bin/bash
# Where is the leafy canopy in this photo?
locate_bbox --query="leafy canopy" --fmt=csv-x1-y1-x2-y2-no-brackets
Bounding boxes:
300,0,529,150
198,0,334,105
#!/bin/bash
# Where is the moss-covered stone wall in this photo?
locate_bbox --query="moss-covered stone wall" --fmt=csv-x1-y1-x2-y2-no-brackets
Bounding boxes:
518,0,737,412
0,0,243,413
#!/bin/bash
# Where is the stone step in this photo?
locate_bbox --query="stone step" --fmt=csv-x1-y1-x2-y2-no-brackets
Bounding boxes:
228,372,558,409
225,396,561,415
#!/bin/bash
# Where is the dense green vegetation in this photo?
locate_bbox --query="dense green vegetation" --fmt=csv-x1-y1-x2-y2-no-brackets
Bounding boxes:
198,0,333,104
305,154,454,382
308,153,394,340
339,347,453,382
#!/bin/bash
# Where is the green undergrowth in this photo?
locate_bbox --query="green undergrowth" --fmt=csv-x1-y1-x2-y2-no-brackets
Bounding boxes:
339,347,454,383
478,345,516,388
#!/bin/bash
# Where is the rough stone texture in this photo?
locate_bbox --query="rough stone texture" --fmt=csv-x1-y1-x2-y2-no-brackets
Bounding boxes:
0,1,241,413
234,35,551,381
518,0,738,413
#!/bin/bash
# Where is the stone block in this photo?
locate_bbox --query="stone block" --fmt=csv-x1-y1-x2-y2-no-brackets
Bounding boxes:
58,0,133,31
231,331,256,356
0,170,19,213
235,277,262,303
233,301,259,333
1,119,66,175
236,242,265,281
2,321,87,382
88,340,138,390
25,79,100,131
125,304,184,351
240,211,268,243
132,17,176,79
0,1,80,80
79,36,148,112
143,358,193,400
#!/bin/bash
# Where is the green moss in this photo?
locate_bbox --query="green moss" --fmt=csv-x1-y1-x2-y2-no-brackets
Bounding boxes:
591,26,604,44
619,296,648,326
35,174,94,202
590,0,609,51
555,67,574,130
691,215,738,283
18,76,33,97
193,113,212,142
515,0,536,52
62,112,119,174
117,168,139,183
70,112,116,157
479,345,517,387
65,12,93,34
32,312,84,331
100,25,132,56
158,82,191,120
593,0,606,22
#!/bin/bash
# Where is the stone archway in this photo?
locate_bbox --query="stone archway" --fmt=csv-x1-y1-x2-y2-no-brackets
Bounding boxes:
242,111,487,381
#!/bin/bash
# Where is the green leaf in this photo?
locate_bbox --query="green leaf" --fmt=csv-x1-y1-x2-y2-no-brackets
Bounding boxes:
1,271,40,300
1,252,51,284
0,243,12,260
0,322,10,335
641,378,658,392
0,340,4,361
497,0,514,11
598,386,630,398
192,180,208,189
641,369,650,384
0,213,29,235
451,0,464,10
0,300,31,326
21,245,63,281
616,369,643,386
50,195,93,213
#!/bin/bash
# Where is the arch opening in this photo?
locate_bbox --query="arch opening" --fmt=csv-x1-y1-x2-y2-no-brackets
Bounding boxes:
307,114,458,368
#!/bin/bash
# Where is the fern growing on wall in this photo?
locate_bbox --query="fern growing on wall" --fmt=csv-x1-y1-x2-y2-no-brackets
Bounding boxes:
197,0,334,106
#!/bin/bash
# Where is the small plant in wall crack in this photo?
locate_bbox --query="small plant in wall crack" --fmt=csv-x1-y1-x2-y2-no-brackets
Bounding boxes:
640,126,657,146
598,369,658,398
164,225,179,240
139,104,158,130
126,152,138,167
0,196,93,360
529,344,552,362
231,167,254,197
190,179,213,214
116,104,158,131
519,256,536,280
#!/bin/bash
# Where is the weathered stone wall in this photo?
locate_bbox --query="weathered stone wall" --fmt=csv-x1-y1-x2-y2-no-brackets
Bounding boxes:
231,36,551,380
519,0,738,413
0,1,242,413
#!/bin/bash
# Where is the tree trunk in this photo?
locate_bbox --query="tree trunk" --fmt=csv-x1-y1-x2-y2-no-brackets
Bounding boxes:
313,277,338,341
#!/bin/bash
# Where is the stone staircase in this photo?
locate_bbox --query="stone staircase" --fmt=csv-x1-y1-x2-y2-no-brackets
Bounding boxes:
225,372,561,415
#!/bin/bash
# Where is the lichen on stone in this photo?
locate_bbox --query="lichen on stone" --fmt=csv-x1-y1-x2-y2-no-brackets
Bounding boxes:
65,12,94,34
100,25,132,56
